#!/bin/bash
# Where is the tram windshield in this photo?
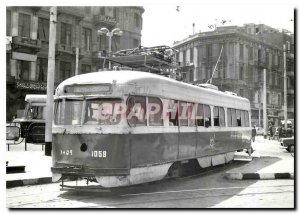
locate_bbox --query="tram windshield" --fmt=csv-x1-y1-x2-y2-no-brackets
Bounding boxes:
24,103,46,120
54,98,122,125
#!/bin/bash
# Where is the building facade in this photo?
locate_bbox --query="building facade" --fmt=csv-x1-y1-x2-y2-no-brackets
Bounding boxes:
6,6,144,120
173,24,294,126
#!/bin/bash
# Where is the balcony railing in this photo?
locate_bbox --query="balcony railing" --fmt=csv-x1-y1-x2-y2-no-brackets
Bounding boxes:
56,44,74,55
12,36,42,49
93,15,117,26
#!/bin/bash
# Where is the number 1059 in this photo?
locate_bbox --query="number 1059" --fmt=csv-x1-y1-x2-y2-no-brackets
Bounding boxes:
91,150,107,158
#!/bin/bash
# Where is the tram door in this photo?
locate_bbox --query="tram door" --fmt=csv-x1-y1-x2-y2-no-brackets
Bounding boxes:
178,102,197,159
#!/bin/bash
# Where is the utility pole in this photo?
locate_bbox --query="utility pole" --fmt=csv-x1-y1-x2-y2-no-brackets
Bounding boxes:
283,44,288,130
75,47,79,75
45,6,57,156
263,68,267,138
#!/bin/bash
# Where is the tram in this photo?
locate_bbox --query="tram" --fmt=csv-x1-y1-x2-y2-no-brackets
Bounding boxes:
51,70,252,188
7,95,46,144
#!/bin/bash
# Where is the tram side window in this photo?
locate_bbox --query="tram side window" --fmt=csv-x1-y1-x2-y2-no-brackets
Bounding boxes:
227,108,232,127
245,111,249,127
168,100,178,126
85,99,122,125
213,106,220,126
204,104,211,127
179,101,188,126
127,96,147,126
219,107,225,127
196,103,204,126
188,103,196,126
231,109,237,127
148,97,163,126
214,106,225,127
236,109,242,127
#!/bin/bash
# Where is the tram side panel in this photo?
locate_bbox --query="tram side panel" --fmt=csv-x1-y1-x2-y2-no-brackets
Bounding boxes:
129,129,178,166
52,134,130,174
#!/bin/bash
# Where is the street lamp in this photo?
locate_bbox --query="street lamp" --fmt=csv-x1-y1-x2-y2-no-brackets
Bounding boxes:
98,27,123,69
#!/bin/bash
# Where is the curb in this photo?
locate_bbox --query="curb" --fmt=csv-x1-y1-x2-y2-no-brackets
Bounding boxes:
224,172,294,180
6,177,53,188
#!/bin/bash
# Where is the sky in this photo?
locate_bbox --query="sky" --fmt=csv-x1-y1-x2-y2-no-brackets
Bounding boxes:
141,0,296,47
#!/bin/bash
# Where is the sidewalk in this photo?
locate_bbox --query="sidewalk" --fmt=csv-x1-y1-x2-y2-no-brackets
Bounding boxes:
6,150,52,188
6,136,294,188
225,136,294,180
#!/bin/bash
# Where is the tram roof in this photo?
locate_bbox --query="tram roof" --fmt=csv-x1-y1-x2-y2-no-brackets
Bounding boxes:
56,70,250,110
25,94,47,103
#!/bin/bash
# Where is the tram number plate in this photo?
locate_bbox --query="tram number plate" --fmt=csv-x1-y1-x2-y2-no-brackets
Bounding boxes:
60,149,72,156
91,150,107,158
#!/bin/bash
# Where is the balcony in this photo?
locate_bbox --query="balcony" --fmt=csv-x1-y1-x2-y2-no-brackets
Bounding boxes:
93,15,117,26
56,44,74,55
286,71,294,77
287,89,294,95
57,7,84,19
12,36,42,50
257,60,267,68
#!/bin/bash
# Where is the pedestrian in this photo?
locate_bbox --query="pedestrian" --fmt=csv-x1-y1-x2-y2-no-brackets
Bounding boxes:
269,126,273,140
252,125,256,142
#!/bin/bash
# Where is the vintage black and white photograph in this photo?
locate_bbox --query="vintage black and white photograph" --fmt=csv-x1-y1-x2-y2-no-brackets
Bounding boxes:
4,0,296,209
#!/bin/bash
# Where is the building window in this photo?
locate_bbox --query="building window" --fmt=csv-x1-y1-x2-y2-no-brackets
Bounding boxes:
18,13,31,38
113,7,118,20
60,61,72,81
278,94,281,106
267,93,270,104
99,34,107,51
239,44,244,60
134,13,140,28
190,48,193,63
37,58,48,81
84,7,91,14
100,7,105,15
190,70,194,82
183,50,187,64
239,64,244,80
18,60,30,80
7,10,11,36
81,64,91,74
61,22,72,46
240,89,244,97
249,46,253,60
81,27,92,51
112,36,120,52
38,18,49,41
133,39,139,48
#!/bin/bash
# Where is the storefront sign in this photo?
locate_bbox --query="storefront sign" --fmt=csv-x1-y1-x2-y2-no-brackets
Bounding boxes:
16,80,47,91
12,52,37,62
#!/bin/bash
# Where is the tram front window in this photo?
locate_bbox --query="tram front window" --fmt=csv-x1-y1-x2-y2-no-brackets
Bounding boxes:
84,99,122,125
55,99,83,125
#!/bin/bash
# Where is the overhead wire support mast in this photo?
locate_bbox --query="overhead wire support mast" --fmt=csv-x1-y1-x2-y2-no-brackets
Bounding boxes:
207,45,223,84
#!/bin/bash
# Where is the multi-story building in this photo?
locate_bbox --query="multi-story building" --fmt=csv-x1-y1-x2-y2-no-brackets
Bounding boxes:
6,6,144,120
173,24,294,126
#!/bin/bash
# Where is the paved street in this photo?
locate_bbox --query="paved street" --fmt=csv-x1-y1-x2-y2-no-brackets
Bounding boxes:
6,136,294,208
6,168,293,208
